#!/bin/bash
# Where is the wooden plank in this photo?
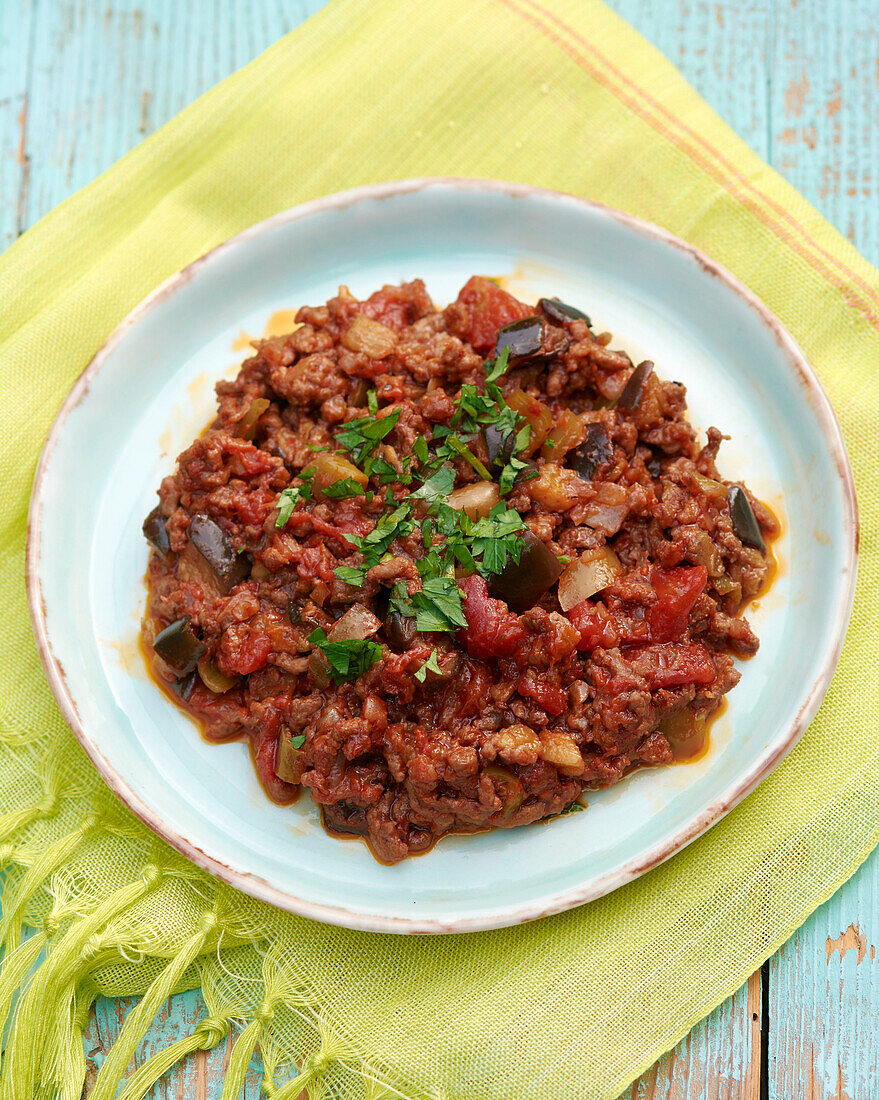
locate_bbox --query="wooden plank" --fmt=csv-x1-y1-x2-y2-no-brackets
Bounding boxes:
763,1,879,1097
86,991,264,1099
0,0,34,249
768,0,879,265
608,0,773,163
15,0,326,234
768,844,879,1098
620,973,761,1100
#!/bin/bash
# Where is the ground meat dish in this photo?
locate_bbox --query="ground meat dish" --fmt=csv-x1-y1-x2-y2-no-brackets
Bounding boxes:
143,277,778,864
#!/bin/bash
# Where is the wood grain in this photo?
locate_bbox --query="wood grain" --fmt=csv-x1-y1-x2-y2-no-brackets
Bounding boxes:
2,0,876,1097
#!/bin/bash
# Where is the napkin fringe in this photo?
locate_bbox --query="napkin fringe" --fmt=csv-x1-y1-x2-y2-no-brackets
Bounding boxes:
0,816,417,1099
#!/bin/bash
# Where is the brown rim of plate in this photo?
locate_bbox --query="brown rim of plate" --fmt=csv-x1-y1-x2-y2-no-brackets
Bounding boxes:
25,178,860,934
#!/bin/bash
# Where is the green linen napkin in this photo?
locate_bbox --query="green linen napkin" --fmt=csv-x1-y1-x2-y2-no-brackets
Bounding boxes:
1,1,876,1097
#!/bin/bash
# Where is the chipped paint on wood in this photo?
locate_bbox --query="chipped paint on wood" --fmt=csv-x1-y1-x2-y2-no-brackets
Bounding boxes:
825,924,871,965
622,972,760,1099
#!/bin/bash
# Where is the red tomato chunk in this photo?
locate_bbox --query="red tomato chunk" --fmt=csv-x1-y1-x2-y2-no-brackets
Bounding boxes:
458,574,526,660
448,275,532,351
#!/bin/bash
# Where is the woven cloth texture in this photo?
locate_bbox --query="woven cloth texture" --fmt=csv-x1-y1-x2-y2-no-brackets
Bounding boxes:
0,0,876,1097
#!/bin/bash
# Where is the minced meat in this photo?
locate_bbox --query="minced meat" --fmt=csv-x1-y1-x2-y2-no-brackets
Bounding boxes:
143,277,778,863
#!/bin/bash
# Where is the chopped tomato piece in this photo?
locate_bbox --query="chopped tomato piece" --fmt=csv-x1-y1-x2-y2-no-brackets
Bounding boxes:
634,642,716,687
218,627,273,675
569,565,707,651
517,672,568,715
362,288,414,330
296,545,339,584
647,565,708,642
458,574,526,660
449,276,532,351
252,708,298,804
568,601,629,651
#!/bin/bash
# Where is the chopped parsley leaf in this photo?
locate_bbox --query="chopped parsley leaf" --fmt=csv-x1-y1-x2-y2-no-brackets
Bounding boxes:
307,629,383,683
414,647,443,683
275,481,312,528
411,465,456,503
343,503,415,568
498,454,536,496
467,503,527,575
288,733,306,749
484,345,511,383
369,456,402,485
391,572,468,634
334,408,400,467
335,564,366,586
452,385,499,433
437,434,492,481
413,435,429,465
321,477,366,500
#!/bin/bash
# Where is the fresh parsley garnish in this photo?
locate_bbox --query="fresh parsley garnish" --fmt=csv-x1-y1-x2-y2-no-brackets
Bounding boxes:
342,503,415,566
326,344,547,623
335,565,367,586
275,472,314,528
307,629,383,683
394,574,468,633
435,432,492,481
414,647,443,683
498,455,535,496
485,345,511,383
334,408,401,469
288,733,306,749
321,477,365,500
467,503,527,575
411,465,456,503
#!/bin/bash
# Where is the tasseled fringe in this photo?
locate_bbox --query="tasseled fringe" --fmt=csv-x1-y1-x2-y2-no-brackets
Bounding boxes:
0,857,410,1100
113,1014,230,1100
87,908,220,1100
0,863,166,1099
220,1015,267,1099
0,932,45,1041
0,802,53,848
0,814,99,954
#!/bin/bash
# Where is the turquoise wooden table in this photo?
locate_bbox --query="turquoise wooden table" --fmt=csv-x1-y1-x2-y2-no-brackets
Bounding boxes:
1,1,875,1096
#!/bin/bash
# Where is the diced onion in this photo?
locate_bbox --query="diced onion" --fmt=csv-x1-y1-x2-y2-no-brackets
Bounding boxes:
312,451,368,497
330,605,381,642
341,314,398,358
483,765,525,818
542,410,586,460
197,656,240,695
692,472,728,501
685,527,724,578
557,547,622,611
447,481,499,520
505,390,554,453
529,464,587,511
275,735,305,783
538,730,584,774
234,397,270,441
580,482,629,535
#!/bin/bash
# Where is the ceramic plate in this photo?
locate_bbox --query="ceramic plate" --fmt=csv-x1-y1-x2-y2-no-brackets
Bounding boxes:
27,179,858,933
